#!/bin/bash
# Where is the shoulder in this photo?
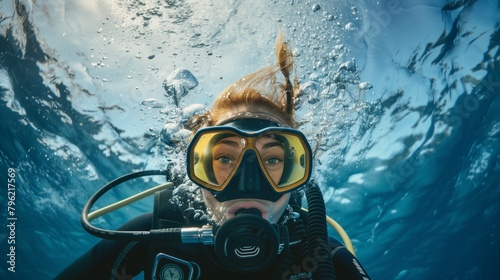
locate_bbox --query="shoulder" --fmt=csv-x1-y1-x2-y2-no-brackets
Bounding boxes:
331,246,371,279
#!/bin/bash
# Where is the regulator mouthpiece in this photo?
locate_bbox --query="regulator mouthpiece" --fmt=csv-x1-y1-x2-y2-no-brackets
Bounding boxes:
213,211,281,272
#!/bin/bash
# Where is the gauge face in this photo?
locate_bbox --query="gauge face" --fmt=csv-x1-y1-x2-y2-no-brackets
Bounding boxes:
161,264,184,280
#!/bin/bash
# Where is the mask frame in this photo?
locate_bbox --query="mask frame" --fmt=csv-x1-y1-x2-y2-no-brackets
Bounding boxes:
186,123,313,201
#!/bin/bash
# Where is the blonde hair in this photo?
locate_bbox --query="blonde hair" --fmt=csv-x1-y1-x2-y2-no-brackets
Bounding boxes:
188,33,298,131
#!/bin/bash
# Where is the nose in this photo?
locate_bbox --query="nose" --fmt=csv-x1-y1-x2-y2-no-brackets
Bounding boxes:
213,149,282,202
237,150,264,193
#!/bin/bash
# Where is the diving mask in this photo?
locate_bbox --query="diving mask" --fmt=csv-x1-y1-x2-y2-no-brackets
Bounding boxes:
187,119,312,202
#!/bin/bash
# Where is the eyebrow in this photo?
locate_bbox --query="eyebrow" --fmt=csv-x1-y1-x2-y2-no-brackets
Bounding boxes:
215,137,283,150
261,141,284,150
215,139,241,148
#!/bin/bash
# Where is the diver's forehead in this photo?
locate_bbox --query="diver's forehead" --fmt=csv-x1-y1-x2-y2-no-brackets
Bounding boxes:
214,136,243,147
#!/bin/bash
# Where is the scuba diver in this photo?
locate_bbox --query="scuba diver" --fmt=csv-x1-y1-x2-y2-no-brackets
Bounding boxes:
55,34,370,280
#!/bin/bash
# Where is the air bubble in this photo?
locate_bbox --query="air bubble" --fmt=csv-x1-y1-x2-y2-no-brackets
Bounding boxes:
312,4,321,12
141,98,165,108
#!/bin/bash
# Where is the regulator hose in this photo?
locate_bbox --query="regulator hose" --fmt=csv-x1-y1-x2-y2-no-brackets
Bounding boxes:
305,180,336,279
81,170,179,241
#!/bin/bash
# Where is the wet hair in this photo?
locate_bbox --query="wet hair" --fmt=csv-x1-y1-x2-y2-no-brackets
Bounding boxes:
187,32,298,132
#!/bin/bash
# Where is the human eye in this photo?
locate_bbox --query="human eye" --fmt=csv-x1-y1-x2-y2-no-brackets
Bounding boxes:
262,155,284,171
215,155,234,165
265,157,282,165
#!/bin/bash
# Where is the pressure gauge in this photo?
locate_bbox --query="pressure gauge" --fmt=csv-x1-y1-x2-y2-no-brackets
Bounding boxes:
153,253,200,280
160,264,184,280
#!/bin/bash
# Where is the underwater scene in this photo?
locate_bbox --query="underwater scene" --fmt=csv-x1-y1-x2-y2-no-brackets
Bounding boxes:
0,0,498,279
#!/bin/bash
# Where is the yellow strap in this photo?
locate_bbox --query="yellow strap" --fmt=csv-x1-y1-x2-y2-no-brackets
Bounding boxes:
87,182,173,221
301,207,356,256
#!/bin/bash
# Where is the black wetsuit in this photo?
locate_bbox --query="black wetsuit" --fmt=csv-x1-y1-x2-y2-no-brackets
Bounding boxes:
56,189,370,280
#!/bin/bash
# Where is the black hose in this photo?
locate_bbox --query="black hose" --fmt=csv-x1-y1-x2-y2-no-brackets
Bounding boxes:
81,170,179,241
305,180,336,279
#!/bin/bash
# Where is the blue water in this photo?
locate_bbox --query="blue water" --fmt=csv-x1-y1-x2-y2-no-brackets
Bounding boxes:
1,0,498,279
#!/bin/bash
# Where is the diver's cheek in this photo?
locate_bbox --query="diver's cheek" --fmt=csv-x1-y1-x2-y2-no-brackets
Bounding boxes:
268,193,291,223
201,189,225,223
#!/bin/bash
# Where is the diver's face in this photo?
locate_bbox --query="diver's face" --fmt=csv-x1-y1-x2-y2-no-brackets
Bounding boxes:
203,134,289,224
